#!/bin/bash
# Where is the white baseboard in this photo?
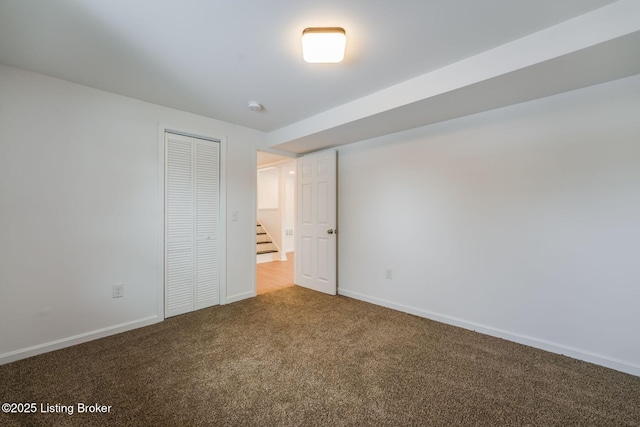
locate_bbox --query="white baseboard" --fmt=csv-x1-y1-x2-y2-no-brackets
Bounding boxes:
256,252,279,264
0,315,160,366
338,289,640,377
225,290,255,304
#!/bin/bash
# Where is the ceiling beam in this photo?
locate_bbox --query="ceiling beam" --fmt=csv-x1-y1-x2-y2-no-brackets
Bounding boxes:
266,0,640,154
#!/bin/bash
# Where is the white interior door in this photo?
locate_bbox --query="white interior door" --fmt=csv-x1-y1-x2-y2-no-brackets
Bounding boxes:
165,132,220,317
295,150,337,295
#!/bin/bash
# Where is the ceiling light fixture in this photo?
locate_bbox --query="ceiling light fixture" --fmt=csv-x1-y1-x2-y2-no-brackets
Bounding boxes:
301,27,346,63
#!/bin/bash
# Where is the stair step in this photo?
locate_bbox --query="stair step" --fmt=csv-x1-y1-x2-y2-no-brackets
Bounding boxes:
256,222,277,256
257,249,278,255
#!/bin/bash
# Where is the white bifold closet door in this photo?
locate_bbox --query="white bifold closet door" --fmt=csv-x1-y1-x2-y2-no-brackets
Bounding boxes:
165,132,220,318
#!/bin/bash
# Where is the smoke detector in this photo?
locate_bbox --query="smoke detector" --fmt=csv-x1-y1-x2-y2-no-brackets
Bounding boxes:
248,101,263,111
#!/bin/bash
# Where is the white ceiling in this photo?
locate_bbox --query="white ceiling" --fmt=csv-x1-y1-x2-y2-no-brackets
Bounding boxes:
2,0,639,154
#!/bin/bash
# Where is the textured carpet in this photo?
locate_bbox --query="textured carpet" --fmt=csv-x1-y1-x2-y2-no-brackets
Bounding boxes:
1,286,639,426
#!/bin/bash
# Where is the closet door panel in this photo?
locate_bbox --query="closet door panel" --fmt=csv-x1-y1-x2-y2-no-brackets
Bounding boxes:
165,135,195,317
195,141,220,309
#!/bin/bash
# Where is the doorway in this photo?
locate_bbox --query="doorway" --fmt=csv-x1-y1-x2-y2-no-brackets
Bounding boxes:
256,150,296,295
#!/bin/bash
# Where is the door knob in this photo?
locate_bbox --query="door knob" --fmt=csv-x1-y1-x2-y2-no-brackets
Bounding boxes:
327,229,335,235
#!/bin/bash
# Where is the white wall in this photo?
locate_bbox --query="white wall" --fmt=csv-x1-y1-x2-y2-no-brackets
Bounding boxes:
257,168,280,210
337,74,640,376
0,65,262,363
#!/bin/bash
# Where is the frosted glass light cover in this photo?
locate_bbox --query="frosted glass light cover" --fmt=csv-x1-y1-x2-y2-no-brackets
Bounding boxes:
302,28,346,63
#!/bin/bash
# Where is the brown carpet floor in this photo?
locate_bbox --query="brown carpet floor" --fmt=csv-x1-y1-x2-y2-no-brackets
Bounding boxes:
1,286,639,426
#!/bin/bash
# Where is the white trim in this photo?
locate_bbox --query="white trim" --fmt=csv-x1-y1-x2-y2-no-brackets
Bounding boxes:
256,252,280,264
0,316,160,365
339,289,640,377
252,149,258,297
219,136,228,305
157,126,166,320
226,290,256,304
165,129,219,142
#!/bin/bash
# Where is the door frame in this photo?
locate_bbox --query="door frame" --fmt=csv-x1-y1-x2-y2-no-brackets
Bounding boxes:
158,125,227,320
254,148,298,295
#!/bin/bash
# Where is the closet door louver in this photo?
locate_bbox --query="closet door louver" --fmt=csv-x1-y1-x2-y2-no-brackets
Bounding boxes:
194,141,220,309
166,136,194,317
165,133,219,318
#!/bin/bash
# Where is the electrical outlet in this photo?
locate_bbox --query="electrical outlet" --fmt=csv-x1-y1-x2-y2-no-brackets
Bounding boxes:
385,268,393,280
113,283,124,298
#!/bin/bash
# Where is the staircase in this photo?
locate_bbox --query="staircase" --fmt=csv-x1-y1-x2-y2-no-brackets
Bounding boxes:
257,222,279,262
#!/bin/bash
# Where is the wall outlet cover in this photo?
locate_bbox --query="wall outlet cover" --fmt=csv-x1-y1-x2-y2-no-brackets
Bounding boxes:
113,283,124,298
